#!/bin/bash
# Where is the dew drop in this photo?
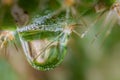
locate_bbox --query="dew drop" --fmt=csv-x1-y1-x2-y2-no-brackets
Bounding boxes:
19,30,68,71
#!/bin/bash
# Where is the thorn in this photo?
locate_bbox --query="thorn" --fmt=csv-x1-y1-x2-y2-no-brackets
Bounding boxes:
72,30,81,38
90,34,100,45
0,41,6,49
4,45,8,57
81,31,88,38
13,42,19,53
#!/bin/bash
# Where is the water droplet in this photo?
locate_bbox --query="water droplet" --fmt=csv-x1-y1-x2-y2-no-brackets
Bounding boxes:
19,29,68,70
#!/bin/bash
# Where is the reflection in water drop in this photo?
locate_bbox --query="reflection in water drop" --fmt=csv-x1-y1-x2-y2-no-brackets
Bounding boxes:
19,31,68,71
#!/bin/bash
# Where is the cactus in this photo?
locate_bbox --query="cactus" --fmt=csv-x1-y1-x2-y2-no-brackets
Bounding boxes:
0,0,120,78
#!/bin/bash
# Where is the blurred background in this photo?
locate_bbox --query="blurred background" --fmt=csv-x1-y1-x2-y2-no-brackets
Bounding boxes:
1,0,120,80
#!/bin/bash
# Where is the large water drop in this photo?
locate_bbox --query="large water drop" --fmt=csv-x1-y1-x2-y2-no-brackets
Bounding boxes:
19,30,68,70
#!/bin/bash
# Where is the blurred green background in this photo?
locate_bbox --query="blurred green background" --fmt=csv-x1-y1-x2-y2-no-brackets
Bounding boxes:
1,0,120,80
